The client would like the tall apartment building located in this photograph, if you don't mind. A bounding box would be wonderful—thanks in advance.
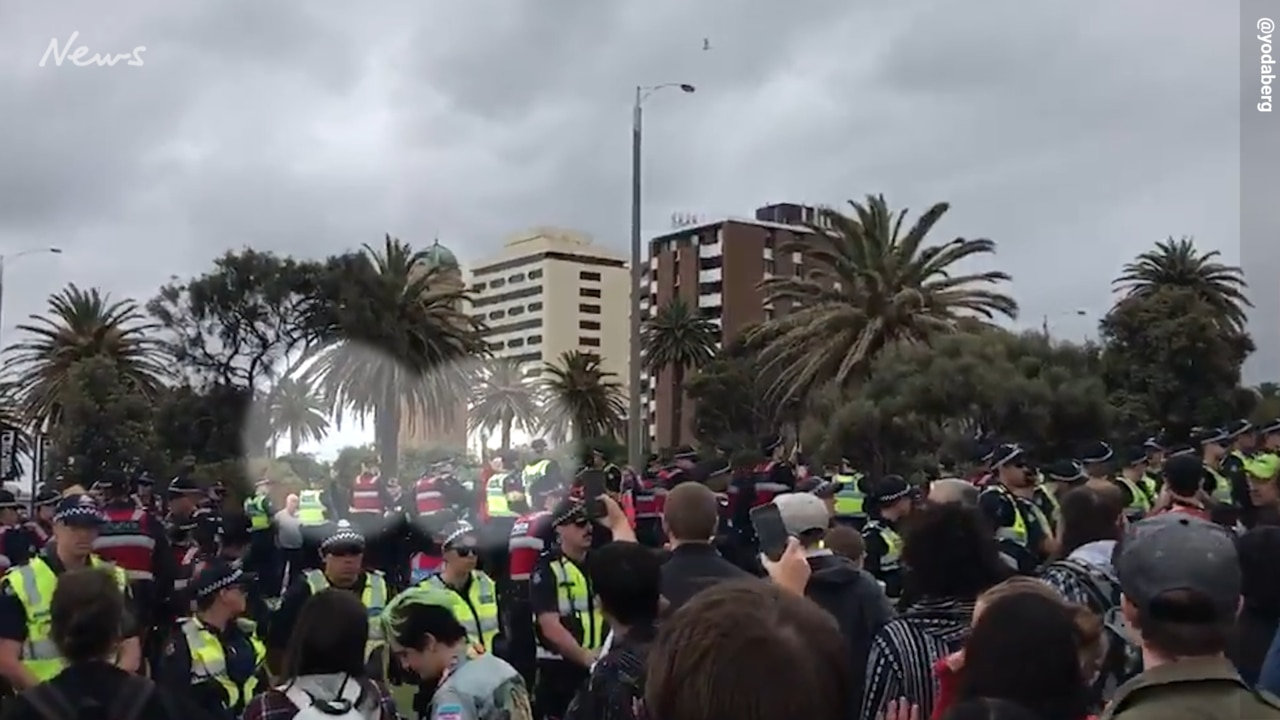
[467,227,630,398]
[642,203,830,447]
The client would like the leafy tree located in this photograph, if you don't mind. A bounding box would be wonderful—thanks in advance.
[332,444,379,487]
[148,250,325,388]
[266,376,329,455]
[468,358,542,450]
[47,357,160,489]
[274,452,330,486]
[400,444,472,479]
[748,195,1018,408]
[685,345,772,450]
[641,297,719,447]
[540,351,625,444]
[1101,286,1254,437]
[152,383,259,466]
[301,237,487,480]
[1113,236,1250,333]
[5,285,171,426]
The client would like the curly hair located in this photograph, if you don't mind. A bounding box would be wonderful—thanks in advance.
[901,502,1010,603]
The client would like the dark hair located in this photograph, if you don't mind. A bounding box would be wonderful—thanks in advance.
[663,483,720,541]
[823,526,865,562]
[1163,455,1204,497]
[1056,486,1124,559]
[1134,589,1235,656]
[941,698,1045,720]
[280,589,371,679]
[646,579,851,720]
[588,541,660,626]
[50,568,124,664]
[388,602,468,652]
[1238,527,1280,615]
[955,593,1094,720]
[901,502,1010,602]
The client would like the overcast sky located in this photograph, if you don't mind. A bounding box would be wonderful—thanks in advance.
[0,1,1257,458]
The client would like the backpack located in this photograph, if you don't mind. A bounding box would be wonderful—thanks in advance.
[23,674,155,720]
[282,676,371,720]
[1044,559,1142,701]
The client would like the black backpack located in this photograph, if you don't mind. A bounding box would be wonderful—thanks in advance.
[23,674,155,720]
[1044,559,1142,701]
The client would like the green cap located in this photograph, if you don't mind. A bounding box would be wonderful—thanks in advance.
[1246,453,1280,481]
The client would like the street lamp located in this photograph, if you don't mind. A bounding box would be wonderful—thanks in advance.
[630,82,695,471]
[1040,308,1088,339]
[0,247,63,345]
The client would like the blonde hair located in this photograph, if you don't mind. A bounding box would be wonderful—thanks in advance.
[977,576,1107,677]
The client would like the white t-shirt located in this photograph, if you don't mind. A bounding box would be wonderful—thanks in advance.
[275,510,304,549]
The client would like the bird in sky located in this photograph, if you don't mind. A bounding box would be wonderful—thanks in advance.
[703,37,711,51]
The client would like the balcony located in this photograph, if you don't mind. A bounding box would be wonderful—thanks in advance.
[763,247,774,261]
[698,292,722,308]
[698,267,722,283]
[703,240,722,257]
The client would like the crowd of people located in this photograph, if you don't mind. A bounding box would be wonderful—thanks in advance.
[1,420,1280,720]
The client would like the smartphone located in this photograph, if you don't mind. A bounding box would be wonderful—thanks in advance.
[750,503,791,562]
[579,469,607,520]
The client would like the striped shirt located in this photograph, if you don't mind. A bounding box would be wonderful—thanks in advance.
[861,597,975,720]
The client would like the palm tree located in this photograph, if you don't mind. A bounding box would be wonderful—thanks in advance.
[267,376,330,455]
[3,285,171,426]
[1113,236,1251,331]
[642,297,719,447]
[748,195,1018,407]
[540,351,625,444]
[302,236,487,480]
[469,358,542,450]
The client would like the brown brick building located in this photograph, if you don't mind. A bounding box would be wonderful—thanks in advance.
[641,203,833,448]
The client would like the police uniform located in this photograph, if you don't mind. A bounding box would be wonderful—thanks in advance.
[1195,426,1244,514]
[24,490,59,549]
[158,560,267,719]
[1036,460,1086,533]
[529,500,604,720]
[860,476,911,599]
[267,521,389,679]
[419,522,501,653]
[522,441,564,511]
[94,471,172,635]
[978,444,1050,574]
[1114,447,1156,522]
[830,460,867,530]
[0,490,38,574]
[0,495,134,688]
[242,478,279,599]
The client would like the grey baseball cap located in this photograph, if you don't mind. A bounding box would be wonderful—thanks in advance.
[1115,513,1240,622]
[774,493,829,535]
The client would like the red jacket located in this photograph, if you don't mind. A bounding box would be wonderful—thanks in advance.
[931,657,1098,720]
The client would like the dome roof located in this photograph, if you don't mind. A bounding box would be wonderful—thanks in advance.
[422,239,458,270]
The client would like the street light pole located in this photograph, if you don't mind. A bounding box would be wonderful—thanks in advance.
[628,83,694,473]
[0,247,62,347]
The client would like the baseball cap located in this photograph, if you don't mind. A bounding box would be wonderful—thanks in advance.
[1115,513,1240,623]
[774,493,829,535]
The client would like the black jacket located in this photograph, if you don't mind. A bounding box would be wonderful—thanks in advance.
[2,662,214,720]
[804,551,896,696]
[660,543,754,612]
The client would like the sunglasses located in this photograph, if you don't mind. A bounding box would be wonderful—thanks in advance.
[326,548,363,558]
[450,546,475,557]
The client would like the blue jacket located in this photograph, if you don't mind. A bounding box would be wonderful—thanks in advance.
[1258,626,1280,696]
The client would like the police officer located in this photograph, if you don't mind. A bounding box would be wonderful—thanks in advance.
[25,489,59,548]
[167,476,219,556]
[1037,460,1087,532]
[242,476,277,597]
[530,498,604,720]
[158,560,267,720]
[504,508,550,689]
[195,515,271,628]
[0,495,136,692]
[1116,446,1156,522]
[135,472,161,515]
[419,521,501,653]
[522,439,564,509]
[979,444,1052,574]
[830,457,867,530]
[1195,426,1248,521]
[0,490,37,574]
[267,520,389,679]
[861,476,913,600]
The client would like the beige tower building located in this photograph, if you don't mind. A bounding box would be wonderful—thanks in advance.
[398,240,469,452]
[466,228,630,391]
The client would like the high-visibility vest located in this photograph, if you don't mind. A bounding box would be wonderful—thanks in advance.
[297,491,328,526]
[832,474,864,518]
[1205,464,1234,505]
[534,557,605,659]
[172,543,202,595]
[180,616,265,712]
[1035,485,1061,530]
[982,485,1031,547]
[414,476,446,515]
[6,556,128,682]
[523,459,551,486]
[508,512,548,582]
[304,569,388,658]
[244,495,271,531]
[1116,475,1151,518]
[93,505,157,582]
[1247,452,1280,481]
[485,473,518,518]
[424,571,500,651]
[863,521,902,572]
[349,474,384,515]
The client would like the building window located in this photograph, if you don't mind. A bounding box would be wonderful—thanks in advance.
[528,301,543,312]
[579,287,601,299]
[698,281,722,295]
[508,305,525,317]
[580,336,601,347]
[508,272,525,283]
[579,303,601,315]
[698,255,721,270]
[764,308,775,321]
[764,232,776,250]
[527,334,543,345]
[528,269,543,280]
[794,264,802,277]
[471,282,487,292]
[489,340,505,350]
[764,259,776,275]
[579,270,601,282]
[488,310,505,320]
[490,277,506,289]
[579,320,601,330]
[508,337,524,348]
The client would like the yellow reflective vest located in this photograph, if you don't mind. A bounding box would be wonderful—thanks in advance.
[180,616,266,711]
[983,485,1037,547]
[485,473,519,518]
[304,569,389,658]
[5,555,129,681]
[297,490,328,526]
[243,495,271,531]
[1205,464,1234,505]
[832,474,865,518]
[534,557,605,659]
[424,571,501,651]
[1116,475,1151,517]
[523,459,551,486]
